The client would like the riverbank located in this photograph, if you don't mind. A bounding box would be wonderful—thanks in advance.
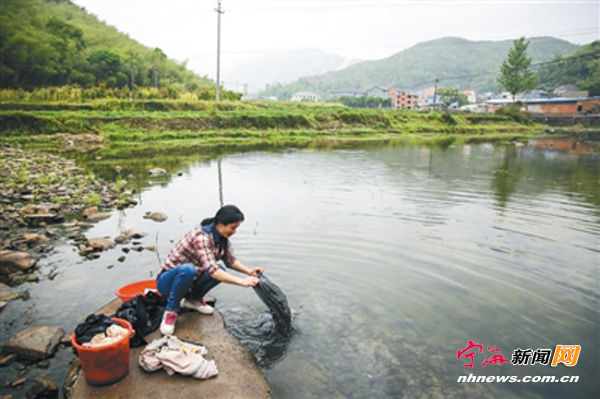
[0,100,545,147]
[0,146,138,287]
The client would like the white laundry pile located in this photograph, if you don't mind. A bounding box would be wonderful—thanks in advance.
[81,324,129,348]
[139,336,218,380]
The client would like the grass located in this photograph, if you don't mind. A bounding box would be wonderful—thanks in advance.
[0,100,547,150]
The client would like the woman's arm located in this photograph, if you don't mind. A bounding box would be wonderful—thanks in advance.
[229,260,264,276]
[212,268,259,287]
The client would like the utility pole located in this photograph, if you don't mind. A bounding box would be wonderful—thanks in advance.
[215,0,224,102]
[433,78,439,111]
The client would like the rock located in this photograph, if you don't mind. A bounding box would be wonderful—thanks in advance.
[145,245,156,251]
[4,326,64,360]
[23,234,48,243]
[44,227,56,237]
[86,238,114,251]
[0,291,21,301]
[26,379,58,399]
[124,229,147,239]
[11,378,27,387]
[0,301,8,311]
[85,212,110,222]
[23,214,65,226]
[143,211,168,222]
[20,204,60,217]
[0,251,37,275]
[114,235,130,244]
[81,207,98,217]
[131,245,144,252]
[149,168,167,177]
[0,354,17,367]
[36,360,51,369]
[117,256,126,262]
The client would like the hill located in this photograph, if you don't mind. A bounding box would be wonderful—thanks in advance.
[0,0,212,90]
[536,40,600,96]
[261,37,579,99]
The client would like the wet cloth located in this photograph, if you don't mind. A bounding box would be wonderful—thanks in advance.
[82,325,129,348]
[253,273,292,334]
[159,223,236,278]
[74,314,118,346]
[114,291,166,347]
[139,336,218,380]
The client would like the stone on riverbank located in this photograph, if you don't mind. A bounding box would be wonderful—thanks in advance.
[0,290,21,302]
[124,229,147,239]
[84,212,110,222]
[143,211,167,222]
[26,379,59,399]
[0,353,17,367]
[0,251,37,275]
[4,326,64,360]
[86,238,115,251]
[148,168,167,177]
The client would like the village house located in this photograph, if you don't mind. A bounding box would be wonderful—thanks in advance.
[485,97,600,115]
[390,88,418,109]
[463,88,477,104]
[366,85,390,99]
[553,85,589,98]
[330,89,366,98]
[291,91,319,102]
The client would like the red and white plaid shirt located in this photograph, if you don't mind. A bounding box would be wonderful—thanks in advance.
[160,228,236,277]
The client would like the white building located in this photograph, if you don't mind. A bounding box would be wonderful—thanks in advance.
[291,91,319,102]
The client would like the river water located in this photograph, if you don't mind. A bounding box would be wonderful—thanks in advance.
[1,138,598,398]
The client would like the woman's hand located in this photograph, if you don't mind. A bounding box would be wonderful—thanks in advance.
[241,276,260,287]
[248,267,264,276]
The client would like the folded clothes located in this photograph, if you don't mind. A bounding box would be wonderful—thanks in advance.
[81,324,129,348]
[139,335,218,380]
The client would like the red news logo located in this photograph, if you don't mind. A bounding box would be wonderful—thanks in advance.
[457,342,581,368]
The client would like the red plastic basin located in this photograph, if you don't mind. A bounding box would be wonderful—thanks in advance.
[115,279,157,303]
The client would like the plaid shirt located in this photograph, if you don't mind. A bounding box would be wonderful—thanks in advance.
[160,228,236,277]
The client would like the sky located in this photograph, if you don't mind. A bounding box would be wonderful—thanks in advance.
[72,0,599,92]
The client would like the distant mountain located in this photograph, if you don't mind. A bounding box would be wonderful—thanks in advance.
[224,49,361,94]
[260,37,579,99]
[0,0,212,90]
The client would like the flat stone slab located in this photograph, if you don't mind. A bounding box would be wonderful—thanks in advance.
[4,326,64,360]
[66,298,272,399]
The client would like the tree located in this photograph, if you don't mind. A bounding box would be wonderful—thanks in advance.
[497,37,537,100]
[436,87,469,108]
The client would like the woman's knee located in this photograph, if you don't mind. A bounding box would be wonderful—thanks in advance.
[177,264,196,280]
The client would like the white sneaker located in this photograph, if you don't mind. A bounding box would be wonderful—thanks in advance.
[160,311,177,335]
[181,298,215,315]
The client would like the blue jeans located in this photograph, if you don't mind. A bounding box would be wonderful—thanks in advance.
[156,264,223,312]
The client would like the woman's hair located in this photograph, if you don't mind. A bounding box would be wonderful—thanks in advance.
[201,205,245,227]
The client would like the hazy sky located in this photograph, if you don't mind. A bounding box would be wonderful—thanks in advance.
[72,0,598,90]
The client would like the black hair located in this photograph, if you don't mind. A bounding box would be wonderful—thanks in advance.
[201,204,245,227]
[201,205,244,264]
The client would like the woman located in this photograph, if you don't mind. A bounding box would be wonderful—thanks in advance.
[156,205,262,335]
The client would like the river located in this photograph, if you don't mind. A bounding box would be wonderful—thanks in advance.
[1,138,598,398]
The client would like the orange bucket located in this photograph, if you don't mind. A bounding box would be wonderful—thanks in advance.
[71,318,133,386]
[115,279,157,303]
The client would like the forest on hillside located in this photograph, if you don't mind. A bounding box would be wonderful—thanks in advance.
[536,41,600,96]
[0,0,213,91]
